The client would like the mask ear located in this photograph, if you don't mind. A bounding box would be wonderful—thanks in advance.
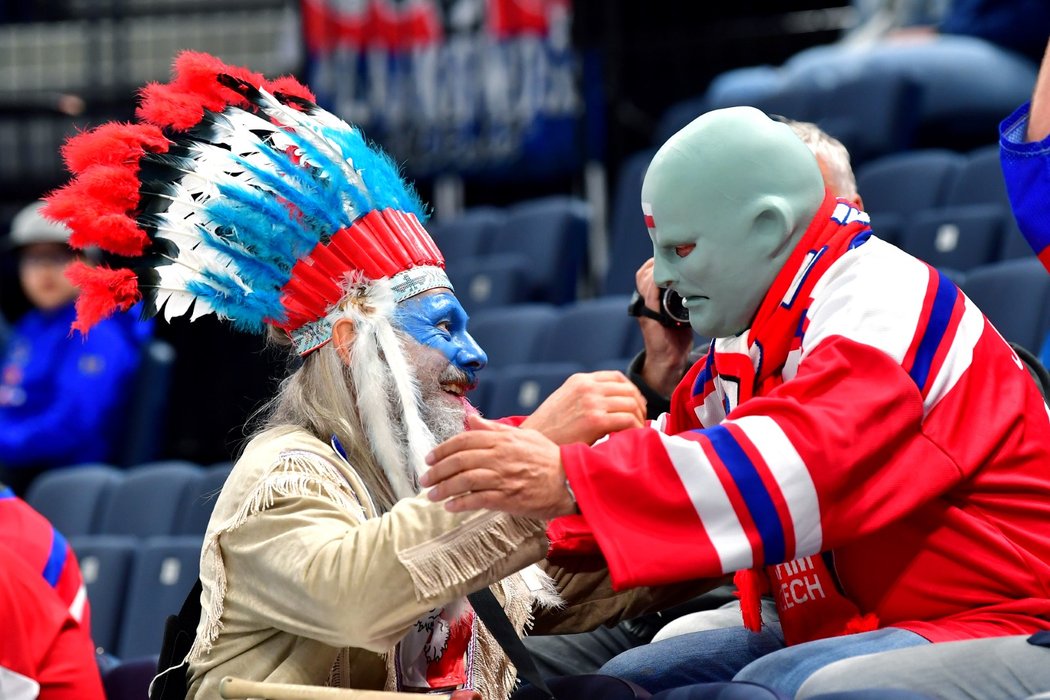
[331,316,357,365]
[748,197,795,261]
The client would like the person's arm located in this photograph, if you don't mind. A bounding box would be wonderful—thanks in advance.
[1028,37,1050,142]
[0,324,139,465]
[1000,38,1050,270]
[218,462,549,653]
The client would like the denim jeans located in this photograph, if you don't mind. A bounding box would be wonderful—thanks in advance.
[598,623,928,697]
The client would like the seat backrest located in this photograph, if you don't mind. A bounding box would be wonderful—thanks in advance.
[898,205,1006,272]
[101,656,160,700]
[116,338,176,468]
[24,464,123,537]
[811,71,921,166]
[538,296,639,366]
[445,253,533,313]
[493,197,590,305]
[856,150,965,222]
[427,206,506,260]
[485,362,585,419]
[116,535,202,659]
[963,258,1050,352]
[604,149,656,297]
[97,462,204,537]
[68,534,138,655]
[945,144,1008,208]
[176,463,234,536]
[468,304,560,369]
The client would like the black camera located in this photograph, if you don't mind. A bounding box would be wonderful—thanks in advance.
[628,287,690,328]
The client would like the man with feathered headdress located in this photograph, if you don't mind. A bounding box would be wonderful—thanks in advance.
[45,52,697,699]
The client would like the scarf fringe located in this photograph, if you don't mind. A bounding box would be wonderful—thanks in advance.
[397,512,544,602]
[190,450,365,660]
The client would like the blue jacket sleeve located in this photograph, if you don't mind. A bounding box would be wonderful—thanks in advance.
[0,323,141,466]
[1000,102,1050,270]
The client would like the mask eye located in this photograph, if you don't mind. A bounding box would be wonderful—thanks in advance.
[674,244,695,258]
[435,320,452,333]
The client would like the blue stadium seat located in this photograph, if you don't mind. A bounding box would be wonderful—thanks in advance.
[445,253,532,313]
[945,145,1009,208]
[468,304,560,369]
[604,149,656,296]
[999,216,1034,261]
[24,464,123,537]
[493,197,590,305]
[96,462,204,538]
[898,205,1006,272]
[856,150,965,223]
[811,72,921,166]
[68,534,137,655]
[117,535,202,660]
[485,362,584,419]
[538,296,640,367]
[653,96,710,146]
[176,463,234,536]
[426,206,505,260]
[102,655,160,700]
[963,258,1050,352]
[116,338,176,468]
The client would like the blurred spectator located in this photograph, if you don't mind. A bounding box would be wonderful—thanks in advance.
[0,541,104,700]
[705,0,1050,146]
[0,202,148,494]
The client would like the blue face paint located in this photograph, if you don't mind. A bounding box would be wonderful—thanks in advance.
[394,291,487,385]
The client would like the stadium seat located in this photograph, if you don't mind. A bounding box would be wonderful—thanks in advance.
[102,655,160,700]
[538,296,640,366]
[116,338,176,468]
[945,145,1009,209]
[999,216,1034,261]
[964,258,1050,352]
[811,72,921,166]
[24,464,123,537]
[426,206,505,260]
[604,149,656,296]
[96,462,204,538]
[468,304,560,369]
[176,463,234,536]
[116,535,202,659]
[856,150,965,223]
[897,205,1006,272]
[68,534,137,655]
[485,362,584,419]
[493,197,590,305]
[654,96,710,146]
[445,253,532,313]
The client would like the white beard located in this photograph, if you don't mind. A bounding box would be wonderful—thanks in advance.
[402,341,471,445]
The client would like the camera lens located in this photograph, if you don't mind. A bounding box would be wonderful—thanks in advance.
[661,288,690,324]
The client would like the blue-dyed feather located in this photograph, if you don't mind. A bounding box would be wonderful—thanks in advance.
[207,185,320,259]
[323,125,427,220]
[197,225,291,293]
[231,148,349,234]
[187,272,287,333]
[217,179,340,239]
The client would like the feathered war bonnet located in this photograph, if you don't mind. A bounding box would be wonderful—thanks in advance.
[43,50,450,357]
[45,52,452,499]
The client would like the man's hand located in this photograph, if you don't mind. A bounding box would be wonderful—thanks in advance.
[421,415,576,519]
[636,258,693,397]
[520,371,646,445]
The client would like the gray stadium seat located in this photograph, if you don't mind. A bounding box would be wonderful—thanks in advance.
[964,258,1050,352]
[538,296,641,367]
[96,462,203,538]
[68,534,137,656]
[485,362,584,419]
[176,463,234,536]
[467,304,560,369]
[116,535,202,659]
[898,205,1006,272]
[24,464,123,537]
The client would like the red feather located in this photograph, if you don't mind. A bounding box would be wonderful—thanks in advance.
[62,122,169,173]
[137,51,266,131]
[266,76,316,107]
[65,262,141,334]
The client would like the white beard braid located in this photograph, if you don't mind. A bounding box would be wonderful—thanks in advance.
[343,277,436,500]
